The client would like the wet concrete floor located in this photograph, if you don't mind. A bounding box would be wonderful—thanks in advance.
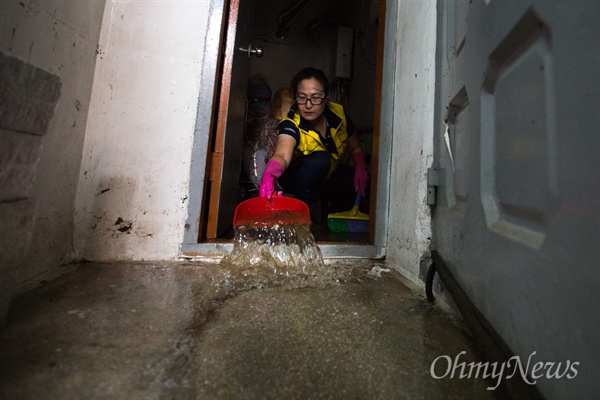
[0,261,505,399]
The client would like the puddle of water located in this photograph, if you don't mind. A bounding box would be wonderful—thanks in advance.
[215,223,362,293]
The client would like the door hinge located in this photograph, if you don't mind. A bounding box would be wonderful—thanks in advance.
[209,151,223,181]
[427,167,440,206]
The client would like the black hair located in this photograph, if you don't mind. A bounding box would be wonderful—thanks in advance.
[290,68,329,97]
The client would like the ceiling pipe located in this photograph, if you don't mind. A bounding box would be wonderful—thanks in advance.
[302,14,341,41]
[274,0,316,41]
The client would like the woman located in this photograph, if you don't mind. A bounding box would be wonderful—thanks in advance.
[258,68,369,223]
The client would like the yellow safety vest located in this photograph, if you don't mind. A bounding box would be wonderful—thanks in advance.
[278,102,352,175]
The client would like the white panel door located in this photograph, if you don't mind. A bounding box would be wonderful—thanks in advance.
[433,1,599,399]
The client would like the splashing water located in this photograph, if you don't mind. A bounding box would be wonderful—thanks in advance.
[214,223,360,293]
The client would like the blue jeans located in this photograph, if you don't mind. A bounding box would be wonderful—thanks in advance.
[278,152,356,222]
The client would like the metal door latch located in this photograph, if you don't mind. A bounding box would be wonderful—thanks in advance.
[427,167,440,205]
[238,44,263,58]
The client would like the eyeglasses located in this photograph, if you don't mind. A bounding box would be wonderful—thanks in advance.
[296,96,326,105]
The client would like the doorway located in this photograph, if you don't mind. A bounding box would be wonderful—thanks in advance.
[202,0,384,245]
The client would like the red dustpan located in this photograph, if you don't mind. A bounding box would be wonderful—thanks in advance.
[233,195,310,227]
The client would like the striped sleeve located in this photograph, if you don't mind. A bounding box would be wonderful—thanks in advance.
[277,120,300,143]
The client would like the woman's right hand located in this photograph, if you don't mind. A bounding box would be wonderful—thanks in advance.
[259,159,284,200]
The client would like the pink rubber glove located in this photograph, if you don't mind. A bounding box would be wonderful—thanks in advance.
[352,151,370,196]
[259,159,285,200]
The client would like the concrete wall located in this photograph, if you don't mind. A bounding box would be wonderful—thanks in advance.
[0,0,106,312]
[384,1,436,283]
[74,1,212,261]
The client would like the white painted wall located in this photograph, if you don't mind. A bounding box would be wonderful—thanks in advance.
[74,1,211,261]
[0,0,106,285]
[384,1,436,283]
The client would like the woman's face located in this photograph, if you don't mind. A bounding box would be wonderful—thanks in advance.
[295,78,327,124]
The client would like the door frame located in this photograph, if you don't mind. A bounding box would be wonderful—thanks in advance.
[204,0,250,240]
[181,0,395,259]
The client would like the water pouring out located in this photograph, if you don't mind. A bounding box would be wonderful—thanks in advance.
[216,195,338,292]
